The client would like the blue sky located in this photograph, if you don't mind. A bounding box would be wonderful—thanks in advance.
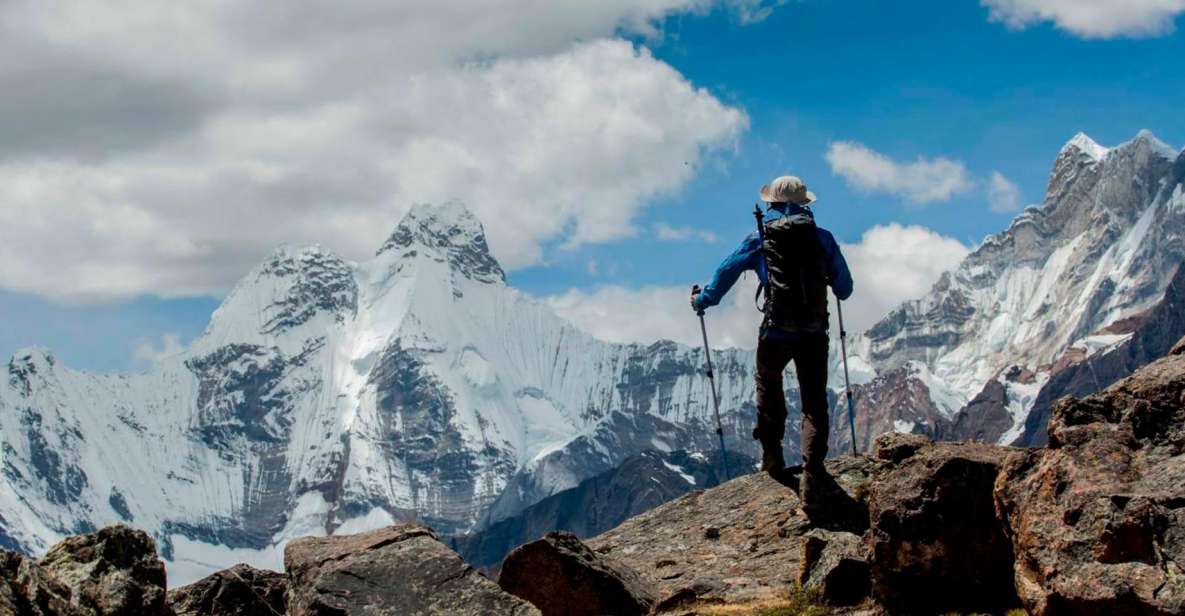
[2,0,1184,371]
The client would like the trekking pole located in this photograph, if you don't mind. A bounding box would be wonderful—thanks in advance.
[834,293,859,454]
[692,285,730,481]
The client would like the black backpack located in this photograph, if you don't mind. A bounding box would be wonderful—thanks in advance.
[760,216,830,332]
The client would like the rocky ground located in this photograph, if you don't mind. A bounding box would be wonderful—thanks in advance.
[3,337,1183,615]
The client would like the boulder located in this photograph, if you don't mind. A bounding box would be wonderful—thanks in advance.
[168,564,285,616]
[0,550,84,616]
[995,351,1185,615]
[497,531,656,616]
[37,525,170,616]
[797,529,869,606]
[867,434,1020,615]
[284,523,538,616]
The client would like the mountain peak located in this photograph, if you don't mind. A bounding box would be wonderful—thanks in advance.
[377,201,505,284]
[1120,129,1178,160]
[1061,132,1109,161]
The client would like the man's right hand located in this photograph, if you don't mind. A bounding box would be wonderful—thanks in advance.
[690,285,702,313]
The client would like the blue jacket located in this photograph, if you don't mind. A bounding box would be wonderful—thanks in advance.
[695,204,853,319]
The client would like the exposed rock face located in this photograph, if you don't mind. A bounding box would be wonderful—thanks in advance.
[587,456,879,607]
[867,434,1020,615]
[284,523,538,616]
[168,564,285,616]
[797,529,870,607]
[36,525,169,616]
[847,132,1185,449]
[0,550,80,616]
[995,345,1185,615]
[0,525,169,616]
[1017,261,1185,446]
[498,531,656,616]
[451,449,747,573]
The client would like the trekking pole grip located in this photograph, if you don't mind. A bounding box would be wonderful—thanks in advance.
[691,284,705,316]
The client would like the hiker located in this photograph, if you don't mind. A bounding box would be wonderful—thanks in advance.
[691,175,853,516]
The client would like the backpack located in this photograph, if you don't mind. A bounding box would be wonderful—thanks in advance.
[760,216,830,332]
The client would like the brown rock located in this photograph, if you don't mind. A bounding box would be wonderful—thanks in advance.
[0,550,85,616]
[867,435,1020,615]
[870,432,929,465]
[37,525,170,616]
[995,352,1185,615]
[797,529,870,606]
[284,523,537,616]
[168,564,285,616]
[587,455,880,606]
[498,531,656,616]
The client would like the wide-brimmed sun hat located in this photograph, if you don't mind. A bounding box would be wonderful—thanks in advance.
[759,175,816,206]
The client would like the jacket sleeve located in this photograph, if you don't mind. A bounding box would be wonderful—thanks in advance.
[819,229,853,301]
[696,233,761,310]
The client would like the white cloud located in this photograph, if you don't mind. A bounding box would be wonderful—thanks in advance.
[987,171,1023,213]
[982,0,1185,39]
[132,333,185,367]
[547,276,763,350]
[655,223,720,243]
[547,223,970,348]
[838,224,972,333]
[825,141,974,206]
[0,2,756,302]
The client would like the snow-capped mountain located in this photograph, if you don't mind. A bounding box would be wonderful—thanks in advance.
[0,202,776,584]
[840,130,1185,450]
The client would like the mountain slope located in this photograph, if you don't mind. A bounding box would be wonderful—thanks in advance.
[842,130,1185,450]
[0,202,769,584]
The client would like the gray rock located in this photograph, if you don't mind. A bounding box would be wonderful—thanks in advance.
[284,524,537,616]
[498,531,656,616]
[168,563,285,616]
[797,529,870,607]
[37,525,169,616]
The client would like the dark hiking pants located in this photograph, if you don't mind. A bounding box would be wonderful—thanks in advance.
[754,331,829,471]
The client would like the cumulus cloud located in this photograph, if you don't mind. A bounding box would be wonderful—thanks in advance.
[837,225,971,333]
[548,223,970,348]
[987,171,1023,213]
[982,0,1185,39]
[0,1,758,302]
[825,142,974,205]
[547,276,763,350]
[132,333,185,367]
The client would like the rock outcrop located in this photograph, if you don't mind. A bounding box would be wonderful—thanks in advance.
[867,433,1020,614]
[996,342,1185,615]
[0,525,169,616]
[498,531,656,616]
[797,529,870,607]
[284,523,538,616]
[168,563,286,616]
[0,550,80,616]
[37,526,169,616]
[587,455,879,608]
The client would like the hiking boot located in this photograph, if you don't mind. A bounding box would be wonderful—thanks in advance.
[760,443,785,473]
[799,466,829,520]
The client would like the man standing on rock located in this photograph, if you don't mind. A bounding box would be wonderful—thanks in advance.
[691,175,853,518]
